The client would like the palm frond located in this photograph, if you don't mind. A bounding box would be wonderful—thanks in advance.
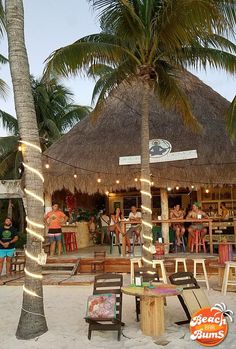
[59,105,91,132]
[0,79,9,99]
[0,136,18,157]
[0,110,18,134]
[44,33,139,79]
[0,53,8,64]
[155,63,202,132]
[226,95,236,141]
[0,150,18,179]
[0,0,6,38]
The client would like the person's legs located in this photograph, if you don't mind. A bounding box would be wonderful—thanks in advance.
[6,256,12,275]
[200,227,207,238]
[0,257,4,276]
[188,226,195,238]
[175,227,181,245]
[55,234,62,256]
[49,238,56,256]
[126,235,131,253]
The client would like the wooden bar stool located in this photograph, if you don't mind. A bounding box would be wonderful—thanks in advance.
[175,258,187,273]
[64,232,78,252]
[90,251,106,273]
[152,260,168,284]
[221,261,236,295]
[130,257,142,283]
[193,258,209,290]
[191,230,206,253]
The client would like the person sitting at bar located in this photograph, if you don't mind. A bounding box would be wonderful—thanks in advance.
[127,205,142,243]
[170,204,185,246]
[220,202,229,220]
[187,202,208,239]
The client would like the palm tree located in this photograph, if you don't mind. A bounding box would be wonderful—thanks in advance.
[0,77,90,179]
[5,0,47,339]
[45,0,236,264]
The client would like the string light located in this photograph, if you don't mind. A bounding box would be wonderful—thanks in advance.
[18,145,22,152]
[191,185,195,189]
[141,205,152,214]
[73,174,77,179]
[19,140,42,153]
[116,180,120,184]
[21,141,46,300]
[151,181,154,186]
[167,187,171,191]
[23,285,42,298]
[140,177,154,266]
[105,191,109,196]
[134,178,138,182]
[140,190,152,198]
[23,162,44,183]
[205,188,210,193]
[97,178,101,183]
[24,268,43,279]
[176,186,179,190]
[24,189,44,206]
[45,163,50,169]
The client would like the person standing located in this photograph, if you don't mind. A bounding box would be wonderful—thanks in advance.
[45,203,67,257]
[220,202,229,220]
[0,217,18,276]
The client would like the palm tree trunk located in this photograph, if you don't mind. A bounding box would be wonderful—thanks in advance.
[17,198,25,234]
[140,80,153,266]
[5,0,48,339]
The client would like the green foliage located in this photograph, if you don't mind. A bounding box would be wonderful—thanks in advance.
[226,95,236,141]
[15,231,26,249]
[0,77,91,178]
[45,0,236,133]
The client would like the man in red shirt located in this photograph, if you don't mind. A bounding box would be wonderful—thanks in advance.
[45,203,67,256]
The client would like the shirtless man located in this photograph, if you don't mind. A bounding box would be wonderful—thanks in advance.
[187,202,208,239]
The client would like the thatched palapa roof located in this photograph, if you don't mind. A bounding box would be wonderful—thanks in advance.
[44,72,236,195]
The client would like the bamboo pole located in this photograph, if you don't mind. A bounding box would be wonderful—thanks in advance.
[160,188,169,253]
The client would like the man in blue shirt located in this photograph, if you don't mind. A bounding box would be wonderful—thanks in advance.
[0,217,18,276]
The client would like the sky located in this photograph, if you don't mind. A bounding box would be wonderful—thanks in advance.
[0,0,235,135]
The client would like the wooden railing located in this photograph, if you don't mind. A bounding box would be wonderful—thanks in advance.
[122,219,236,254]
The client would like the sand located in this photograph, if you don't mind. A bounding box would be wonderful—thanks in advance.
[0,280,236,349]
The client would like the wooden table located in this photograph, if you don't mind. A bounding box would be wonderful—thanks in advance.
[122,284,182,337]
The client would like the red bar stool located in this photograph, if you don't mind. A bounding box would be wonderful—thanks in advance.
[190,229,206,253]
[64,232,78,252]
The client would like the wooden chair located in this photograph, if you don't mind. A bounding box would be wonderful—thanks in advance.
[86,273,124,340]
[169,271,201,325]
[135,267,160,322]
[90,251,106,273]
[11,251,26,273]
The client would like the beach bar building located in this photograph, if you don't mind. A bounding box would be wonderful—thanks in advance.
[43,72,236,255]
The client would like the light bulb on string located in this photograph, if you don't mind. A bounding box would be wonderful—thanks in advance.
[176,186,179,190]
[73,174,77,179]
[105,191,109,196]
[116,180,120,184]
[167,187,171,192]
[45,163,50,169]
[18,145,22,152]
[134,178,138,182]
[151,182,154,186]
[205,188,210,194]
[191,185,195,189]
[97,178,101,183]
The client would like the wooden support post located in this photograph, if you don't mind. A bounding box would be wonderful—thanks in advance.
[209,220,213,254]
[140,296,165,337]
[160,188,169,253]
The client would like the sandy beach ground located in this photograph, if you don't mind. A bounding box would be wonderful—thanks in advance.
[0,280,236,349]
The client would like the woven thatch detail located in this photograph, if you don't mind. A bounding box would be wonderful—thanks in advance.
[44,72,236,194]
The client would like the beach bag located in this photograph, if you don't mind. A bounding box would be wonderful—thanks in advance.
[86,293,116,319]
